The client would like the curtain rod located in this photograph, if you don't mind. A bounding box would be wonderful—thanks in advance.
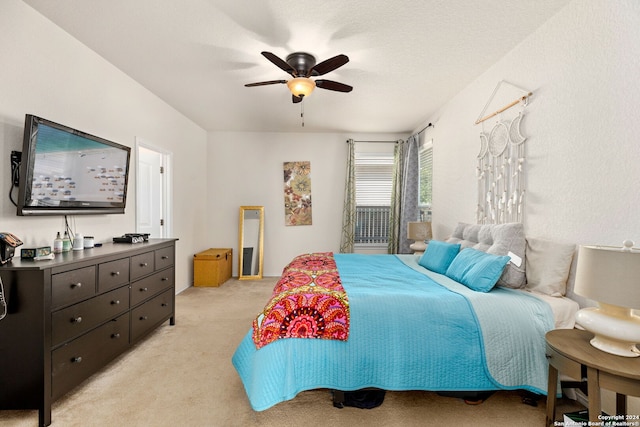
[348,139,399,143]
[347,122,433,144]
[416,122,433,135]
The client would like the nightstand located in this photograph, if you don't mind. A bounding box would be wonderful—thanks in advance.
[545,328,640,426]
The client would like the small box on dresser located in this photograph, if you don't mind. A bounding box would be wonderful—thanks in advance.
[193,248,232,287]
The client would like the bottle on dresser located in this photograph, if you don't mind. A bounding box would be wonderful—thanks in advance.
[53,232,63,254]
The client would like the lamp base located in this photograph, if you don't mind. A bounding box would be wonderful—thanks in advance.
[589,335,639,358]
[575,304,640,357]
[409,241,427,254]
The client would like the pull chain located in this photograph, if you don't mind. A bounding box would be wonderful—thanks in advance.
[300,100,305,127]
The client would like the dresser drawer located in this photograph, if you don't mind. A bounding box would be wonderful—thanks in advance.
[52,266,96,309]
[546,344,582,380]
[155,246,174,270]
[130,267,174,306]
[98,258,130,292]
[130,251,155,281]
[52,312,130,400]
[52,286,130,347]
[131,288,173,342]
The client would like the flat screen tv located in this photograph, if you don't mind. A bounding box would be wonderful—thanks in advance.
[17,114,131,216]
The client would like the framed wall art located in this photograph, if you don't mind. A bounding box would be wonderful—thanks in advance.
[283,161,312,226]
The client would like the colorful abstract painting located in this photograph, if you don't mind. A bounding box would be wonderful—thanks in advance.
[283,161,312,226]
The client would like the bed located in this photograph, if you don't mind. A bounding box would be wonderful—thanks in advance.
[232,222,579,411]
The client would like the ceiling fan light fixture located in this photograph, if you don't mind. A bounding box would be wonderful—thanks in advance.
[287,77,316,98]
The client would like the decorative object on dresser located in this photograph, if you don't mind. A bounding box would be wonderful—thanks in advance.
[573,240,640,357]
[193,248,232,287]
[407,221,432,254]
[0,238,177,427]
[113,233,150,244]
[20,246,52,260]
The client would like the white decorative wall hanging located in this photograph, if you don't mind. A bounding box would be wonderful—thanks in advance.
[475,81,532,224]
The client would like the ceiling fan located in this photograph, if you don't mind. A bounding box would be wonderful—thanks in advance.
[245,51,353,103]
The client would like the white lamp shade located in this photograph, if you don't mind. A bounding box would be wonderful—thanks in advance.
[407,222,432,241]
[574,244,640,309]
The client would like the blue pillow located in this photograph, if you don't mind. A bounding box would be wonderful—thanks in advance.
[445,248,510,292]
[418,240,461,274]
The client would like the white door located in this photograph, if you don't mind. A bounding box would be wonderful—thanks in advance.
[136,142,170,238]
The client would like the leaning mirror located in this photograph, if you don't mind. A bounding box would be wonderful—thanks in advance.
[238,206,264,280]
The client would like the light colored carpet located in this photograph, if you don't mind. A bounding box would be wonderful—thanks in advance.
[0,278,582,427]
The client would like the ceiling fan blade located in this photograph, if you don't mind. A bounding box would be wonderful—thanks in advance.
[307,54,349,76]
[261,51,296,76]
[292,95,303,103]
[315,79,353,93]
[245,80,287,87]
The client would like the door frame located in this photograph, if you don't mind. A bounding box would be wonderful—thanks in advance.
[135,137,173,238]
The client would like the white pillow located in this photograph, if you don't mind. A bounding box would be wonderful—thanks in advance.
[525,237,575,296]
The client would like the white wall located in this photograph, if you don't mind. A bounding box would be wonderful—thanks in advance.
[0,0,209,292]
[422,0,640,275]
[207,131,407,276]
[418,0,640,414]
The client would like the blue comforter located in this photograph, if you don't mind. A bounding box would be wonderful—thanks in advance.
[232,253,554,411]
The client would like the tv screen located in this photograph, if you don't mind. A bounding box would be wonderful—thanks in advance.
[17,114,131,216]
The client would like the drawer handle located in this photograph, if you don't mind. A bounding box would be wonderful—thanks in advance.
[161,255,169,260]
[140,287,148,292]
[140,316,148,321]
[111,271,120,276]
[161,303,168,307]
[72,356,82,363]
[71,316,83,323]
[161,277,169,281]
[111,333,121,339]
[70,282,82,289]
[545,354,552,359]
[140,262,148,267]
[111,300,120,305]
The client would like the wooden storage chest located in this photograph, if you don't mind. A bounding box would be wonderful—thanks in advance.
[194,248,232,287]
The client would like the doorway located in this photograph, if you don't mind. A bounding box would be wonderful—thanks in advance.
[135,138,172,238]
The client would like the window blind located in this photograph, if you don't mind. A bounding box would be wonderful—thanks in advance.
[355,153,394,206]
[419,142,433,207]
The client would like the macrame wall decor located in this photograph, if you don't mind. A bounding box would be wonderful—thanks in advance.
[475,81,532,224]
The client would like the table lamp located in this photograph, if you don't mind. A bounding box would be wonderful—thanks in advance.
[407,222,432,254]
[573,240,640,357]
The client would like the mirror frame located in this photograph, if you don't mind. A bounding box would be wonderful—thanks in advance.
[238,206,264,280]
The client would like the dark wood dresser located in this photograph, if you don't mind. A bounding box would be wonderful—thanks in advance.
[0,238,177,426]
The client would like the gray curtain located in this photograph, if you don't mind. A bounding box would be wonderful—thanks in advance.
[339,139,356,253]
[388,135,420,254]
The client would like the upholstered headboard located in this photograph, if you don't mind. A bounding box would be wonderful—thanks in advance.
[446,222,526,289]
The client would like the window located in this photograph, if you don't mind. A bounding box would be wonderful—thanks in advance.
[354,147,394,246]
[418,139,433,221]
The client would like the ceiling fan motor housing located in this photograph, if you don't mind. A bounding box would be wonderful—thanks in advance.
[286,52,317,76]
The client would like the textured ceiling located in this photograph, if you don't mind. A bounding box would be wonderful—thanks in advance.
[23,0,570,133]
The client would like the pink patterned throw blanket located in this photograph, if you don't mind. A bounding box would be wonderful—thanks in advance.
[252,252,350,349]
